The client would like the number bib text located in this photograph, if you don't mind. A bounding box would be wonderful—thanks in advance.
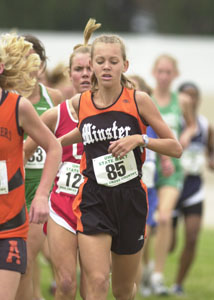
[181,147,205,175]
[25,146,46,169]
[0,160,8,194]
[142,161,156,188]
[92,151,138,187]
[56,162,84,195]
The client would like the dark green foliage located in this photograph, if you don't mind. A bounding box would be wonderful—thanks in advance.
[1,1,214,34]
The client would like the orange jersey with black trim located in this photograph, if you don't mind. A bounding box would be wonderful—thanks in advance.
[78,87,147,182]
[0,90,28,239]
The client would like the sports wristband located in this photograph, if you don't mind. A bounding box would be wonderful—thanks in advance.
[142,134,149,147]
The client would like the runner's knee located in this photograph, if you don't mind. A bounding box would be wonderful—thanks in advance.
[56,271,77,296]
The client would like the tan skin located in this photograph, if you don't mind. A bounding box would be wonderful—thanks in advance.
[60,42,182,300]
[0,86,61,300]
[18,97,62,223]
[0,89,61,222]
[24,102,81,300]
[170,88,214,288]
[15,59,63,300]
[28,74,63,106]
[24,100,77,160]
[28,50,63,106]
[179,91,214,168]
[159,92,196,177]
[128,76,156,290]
[149,57,197,284]
[63,90,182,158]
[152,59,195,176]
[24,51,92,300]
[24,52,92,157]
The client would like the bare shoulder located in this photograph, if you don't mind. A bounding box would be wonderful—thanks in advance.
[135,90,155,112]
[18,96,39,128]
[135,90,153,104]
[69,93,81,113]
[134,90,164,127]
[19,97,58,132]
[46,86,64,105]
[40,106,58,131]
[19,96,34,115]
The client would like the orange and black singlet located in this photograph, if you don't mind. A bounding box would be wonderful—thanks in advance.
[78,87,147,186]
[0,90,28,240]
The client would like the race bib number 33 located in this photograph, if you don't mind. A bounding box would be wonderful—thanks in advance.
[25,146,46,169]
[92,151,138,187]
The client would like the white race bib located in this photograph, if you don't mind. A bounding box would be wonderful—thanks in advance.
[92,151,138,187]
[142,161,156,188]
[25,146,46,169]
[56,162,84,195]
[0,160,9,194]
[181,148,205,175]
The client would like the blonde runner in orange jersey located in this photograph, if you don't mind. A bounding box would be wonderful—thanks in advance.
[0,32,61,300]
[0,91,28,240]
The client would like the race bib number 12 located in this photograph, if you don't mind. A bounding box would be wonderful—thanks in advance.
[56,162,84,195]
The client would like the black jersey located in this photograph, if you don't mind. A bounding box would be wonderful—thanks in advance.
[78,87,147,184]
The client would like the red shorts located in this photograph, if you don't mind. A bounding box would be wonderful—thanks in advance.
[49,189,77,234]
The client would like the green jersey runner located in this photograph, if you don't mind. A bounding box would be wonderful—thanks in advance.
[25,83,54,210]
[152,92,184,190]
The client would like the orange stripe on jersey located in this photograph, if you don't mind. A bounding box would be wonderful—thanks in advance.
[0,91,28,239]
[78,88,146,130]
[73,177,89,232]
[79,152,86,175]
[140,179,149,238]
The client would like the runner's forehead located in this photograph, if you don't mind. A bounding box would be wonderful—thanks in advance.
[93,43,123,58]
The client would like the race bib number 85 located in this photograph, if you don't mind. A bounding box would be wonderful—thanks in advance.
[92,151,138,187]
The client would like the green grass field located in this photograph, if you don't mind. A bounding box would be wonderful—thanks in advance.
[40,226,214,300]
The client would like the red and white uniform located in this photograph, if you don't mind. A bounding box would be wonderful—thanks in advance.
[49,100,84,233]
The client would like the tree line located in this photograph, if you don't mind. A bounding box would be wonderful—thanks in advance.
[1,0,214,34]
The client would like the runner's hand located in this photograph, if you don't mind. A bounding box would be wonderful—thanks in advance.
[108,135,141,158]
[29,195,49,224]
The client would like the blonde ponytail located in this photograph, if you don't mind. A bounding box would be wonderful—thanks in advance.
[69,18,101,70]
